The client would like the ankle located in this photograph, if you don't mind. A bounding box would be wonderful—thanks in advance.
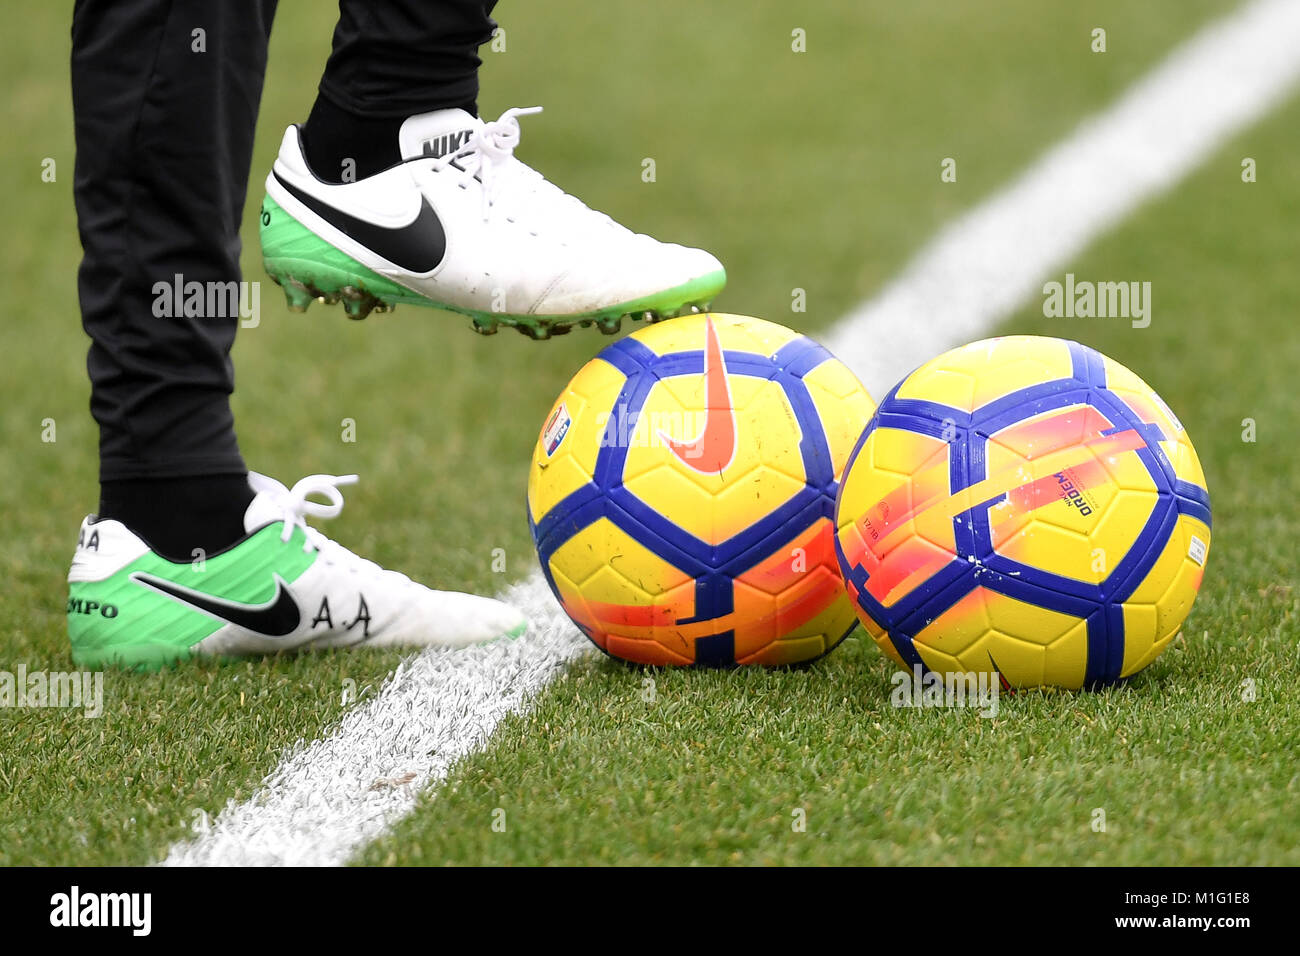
[301,97,479,183]
[99,474,254,562]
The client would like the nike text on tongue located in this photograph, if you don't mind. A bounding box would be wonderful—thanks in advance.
[397,107,482,162]
[420,128,476,160]
[398,106,544,165]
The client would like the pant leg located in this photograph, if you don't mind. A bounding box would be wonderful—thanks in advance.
[318,0,498,118]
[73,0,277,482]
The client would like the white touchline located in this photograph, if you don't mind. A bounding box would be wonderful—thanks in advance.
[825,0,1300,385]
[161,0,1300,866]
[162,575,584,867]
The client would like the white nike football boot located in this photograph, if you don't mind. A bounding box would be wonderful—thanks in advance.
[67,472,526,670]
[260,106,725,338]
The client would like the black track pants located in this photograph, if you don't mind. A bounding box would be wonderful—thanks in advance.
[72,0,498,481]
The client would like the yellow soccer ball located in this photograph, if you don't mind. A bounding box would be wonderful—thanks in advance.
[833,336,1211,689]
[528,313,876,666]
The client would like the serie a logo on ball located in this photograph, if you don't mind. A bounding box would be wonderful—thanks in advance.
[528,313,876,666]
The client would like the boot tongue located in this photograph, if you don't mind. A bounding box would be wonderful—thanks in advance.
[242,472,290,533]
[243,490,288,534]
[398,108,481,161]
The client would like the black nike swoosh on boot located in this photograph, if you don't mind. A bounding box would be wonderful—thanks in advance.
[273,171,446,274]
[131,572,302,637]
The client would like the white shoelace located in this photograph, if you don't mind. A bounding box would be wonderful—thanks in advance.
[430,105,613,228]
[246,472,411,584]
[440,105,539,220]
[268,473,357,549]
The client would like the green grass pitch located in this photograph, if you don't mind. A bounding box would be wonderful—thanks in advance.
[2,0,1296,866]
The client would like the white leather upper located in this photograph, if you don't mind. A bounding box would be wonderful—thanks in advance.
[266,109,723,316]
